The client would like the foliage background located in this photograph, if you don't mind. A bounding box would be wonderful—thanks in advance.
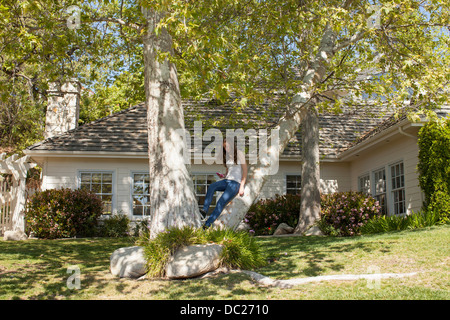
[417,117,450,220]
[1,0,449,154]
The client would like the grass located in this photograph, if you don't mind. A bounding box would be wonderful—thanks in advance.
[0,224,449,300]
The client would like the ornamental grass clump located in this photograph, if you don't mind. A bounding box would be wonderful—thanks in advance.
[319,191,381,236]
[137,226,266,278]
[361,209,445,234]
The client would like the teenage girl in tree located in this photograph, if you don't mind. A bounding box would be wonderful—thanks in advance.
[200,139,247,229]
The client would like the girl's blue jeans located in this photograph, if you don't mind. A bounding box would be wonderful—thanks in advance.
[203,179,240,227]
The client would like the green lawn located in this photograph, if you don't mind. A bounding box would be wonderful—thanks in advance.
[0,224,449,300]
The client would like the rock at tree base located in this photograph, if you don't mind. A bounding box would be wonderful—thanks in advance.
[110,246,147,278]
[165,244,223,279]
[3,230,28,241]
[273,223,294,235]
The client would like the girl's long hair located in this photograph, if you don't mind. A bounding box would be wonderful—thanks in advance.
[223,139,238,167]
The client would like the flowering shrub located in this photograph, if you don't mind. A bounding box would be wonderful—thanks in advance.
[246,191,381,237]
[25,188,103,239]
[245,194,300,235]
[319,191,381,236]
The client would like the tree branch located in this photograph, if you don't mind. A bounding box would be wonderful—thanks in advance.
[333,31,366,52]
[88,17,142,31]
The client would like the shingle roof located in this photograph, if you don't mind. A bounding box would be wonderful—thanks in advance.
[344,105,450,152]
[26,101,391,159]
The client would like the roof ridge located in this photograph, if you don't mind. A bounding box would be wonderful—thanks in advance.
[80,102,145,128]
[27,103,145,150]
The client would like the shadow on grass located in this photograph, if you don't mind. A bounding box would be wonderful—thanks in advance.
[0,237,135,299]
[145,272,269,300]
[254,234,391,279]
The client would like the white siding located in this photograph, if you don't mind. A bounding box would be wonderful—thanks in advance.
[40,137,422,219]
[320,162,351,194]
[40,157,351,218]
[349,135,423,215]
[42,157,149,218]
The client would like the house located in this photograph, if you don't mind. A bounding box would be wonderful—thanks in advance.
[24,82,450,224]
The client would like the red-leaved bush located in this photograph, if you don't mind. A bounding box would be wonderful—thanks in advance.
[245,191,381,236]
[25,188,103,239]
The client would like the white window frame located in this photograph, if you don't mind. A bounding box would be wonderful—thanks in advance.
[131,172,151,217]
[192,172,220,213]
[358,173,371,195]
[372,167,387,215]
[285,174,302,195]
[389,161,406,216]
[78,170,115,215]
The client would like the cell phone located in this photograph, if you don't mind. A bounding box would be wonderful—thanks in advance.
[216,172,225,178]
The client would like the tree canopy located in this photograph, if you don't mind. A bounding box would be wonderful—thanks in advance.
[1,0,449,149]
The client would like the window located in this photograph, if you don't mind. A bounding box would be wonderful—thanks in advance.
[192,174,218,213]
[132,173,150,217]
[80,172,113,214]
[358,174,370,195]
[373,168,387,214]
[286,175,302,195]
[390,162,405,215]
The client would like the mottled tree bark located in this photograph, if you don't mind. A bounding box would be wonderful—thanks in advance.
[295,105,321,234]
[142,8,201,238]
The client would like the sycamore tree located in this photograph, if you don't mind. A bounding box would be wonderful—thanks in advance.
[2,0,449,237]
[153,0,449,233]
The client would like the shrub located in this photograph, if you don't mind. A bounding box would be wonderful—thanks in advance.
[319,191,381,236]
[137,226,266,278]
[245,191,382,236]
[99,213,130,237]
[418,118,450,220]
[26,188,103,239]
[245,194,300,235]
[132,218,150,237]
[361,210,446,234]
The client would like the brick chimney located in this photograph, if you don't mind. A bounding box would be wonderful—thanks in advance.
[44,80,81,139]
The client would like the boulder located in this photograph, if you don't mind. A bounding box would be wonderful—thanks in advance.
[235,221,250,232]
[273,223,294,235]
[165,244,223,279]
[3,230,28,241]
[110,246,147,278]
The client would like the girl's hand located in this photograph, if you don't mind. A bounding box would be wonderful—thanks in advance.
[216,172,225,179]
[239,186,245,196]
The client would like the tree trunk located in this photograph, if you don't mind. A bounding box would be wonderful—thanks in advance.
[215,24,337,230]
[214,100,310,229]
[142,8,201,238]
[295,105,321,234]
